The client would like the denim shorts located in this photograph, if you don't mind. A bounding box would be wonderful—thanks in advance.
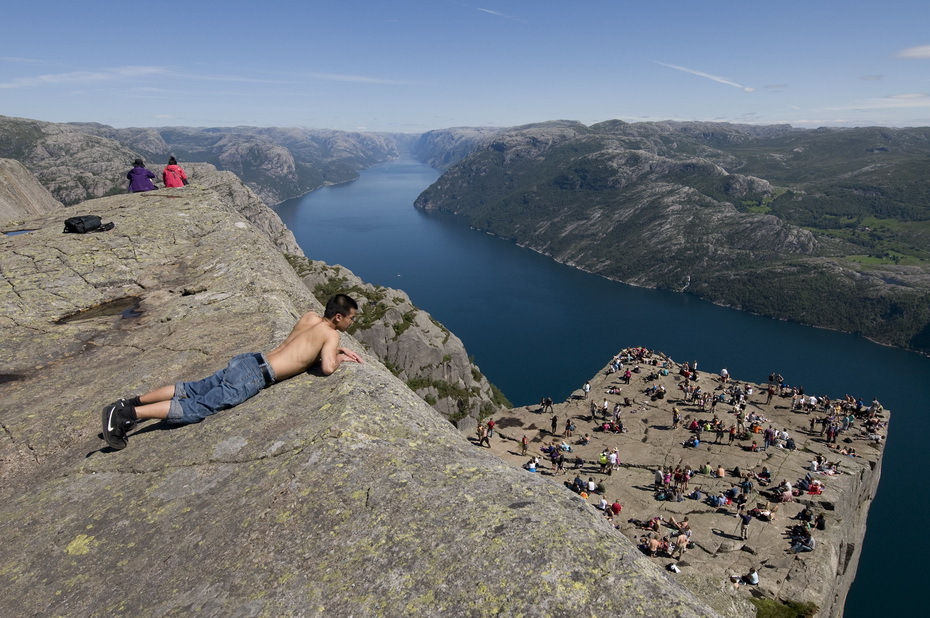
[167,353,273,425]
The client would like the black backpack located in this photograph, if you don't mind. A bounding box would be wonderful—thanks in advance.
[63,215,114,234]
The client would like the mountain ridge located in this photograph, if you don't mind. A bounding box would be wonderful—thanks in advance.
[414,120,930,352]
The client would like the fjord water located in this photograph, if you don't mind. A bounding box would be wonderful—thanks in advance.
[275,158,929,615]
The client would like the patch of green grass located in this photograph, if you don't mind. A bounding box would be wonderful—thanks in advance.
[392,310,417,339]
[750,598,818,618]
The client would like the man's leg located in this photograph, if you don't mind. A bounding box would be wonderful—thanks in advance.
[139,384,177,405]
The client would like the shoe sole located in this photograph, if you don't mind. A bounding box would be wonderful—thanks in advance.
[101,402,128,450]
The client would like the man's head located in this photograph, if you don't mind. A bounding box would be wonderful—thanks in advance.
[324,294,359,330]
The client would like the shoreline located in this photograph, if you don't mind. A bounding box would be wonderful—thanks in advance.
[480,348,887,617]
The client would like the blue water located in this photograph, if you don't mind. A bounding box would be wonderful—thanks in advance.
[275,158,930,615]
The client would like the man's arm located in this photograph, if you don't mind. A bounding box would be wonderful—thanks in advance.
[319,335,364,375]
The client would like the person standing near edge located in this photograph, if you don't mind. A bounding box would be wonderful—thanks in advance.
[101,294,364,450]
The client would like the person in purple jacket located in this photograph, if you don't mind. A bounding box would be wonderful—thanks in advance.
[127,158,157,192]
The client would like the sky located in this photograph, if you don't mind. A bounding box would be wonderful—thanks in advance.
[2,1,930,133]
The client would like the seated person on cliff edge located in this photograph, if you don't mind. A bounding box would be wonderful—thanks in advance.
[101,294,364,451]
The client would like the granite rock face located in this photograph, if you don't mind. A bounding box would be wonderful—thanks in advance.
[0,158,63,224]
[295,260,507,423]
[0,186,720,617]
[183,162,304,256]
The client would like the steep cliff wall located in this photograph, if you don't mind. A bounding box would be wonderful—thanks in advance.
[0,188,720,616]
[0,158,63,224]
[295,260,509,423]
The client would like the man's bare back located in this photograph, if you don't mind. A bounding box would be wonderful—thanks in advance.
[265,310,363,380]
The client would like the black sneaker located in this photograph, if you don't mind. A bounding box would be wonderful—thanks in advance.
[101,400,135,450]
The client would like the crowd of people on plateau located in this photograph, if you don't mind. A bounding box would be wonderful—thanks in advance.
[468,348,886,587]
[126,156,188,193]
[470,345,889,598]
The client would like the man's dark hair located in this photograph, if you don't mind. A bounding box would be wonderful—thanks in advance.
[168,156,178,165]
[324,294,358,319]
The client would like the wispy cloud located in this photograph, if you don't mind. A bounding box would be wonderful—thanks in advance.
[653,60,754,92]
[475,7,524,22]
[300,71,414,85]
[0,64,414,91]
[0,66,167,89]
[896,45,930,59]
[0,56,57,65]
[826,93,930,111]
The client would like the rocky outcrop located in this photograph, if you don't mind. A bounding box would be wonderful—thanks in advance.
[487,352,887,617]
[183,162,304,256]
[0,158,62,224]
[294,260,508,423]
[0,188,719,616]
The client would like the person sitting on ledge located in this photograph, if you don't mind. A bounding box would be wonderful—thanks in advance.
[790,531,816,553]
[101,294,363,451]
[730,566,760,587]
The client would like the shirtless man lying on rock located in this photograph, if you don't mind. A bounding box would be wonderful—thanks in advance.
[101,294,364,450]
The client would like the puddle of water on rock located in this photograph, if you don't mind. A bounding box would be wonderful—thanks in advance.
[55,297,143,324]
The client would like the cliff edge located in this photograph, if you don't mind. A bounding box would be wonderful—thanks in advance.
[0,187,719,616]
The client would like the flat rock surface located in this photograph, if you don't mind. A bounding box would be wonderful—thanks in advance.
[485,352,887,617]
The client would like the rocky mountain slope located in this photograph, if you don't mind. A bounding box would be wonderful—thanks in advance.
[415,121,930,352]
[411,126,503,170]
[295,259,509,423]
[68,123,403,205]
[0,182,719,616]
[0,115,403,207]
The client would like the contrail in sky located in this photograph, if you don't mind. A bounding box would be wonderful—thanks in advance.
[653,60,755,92]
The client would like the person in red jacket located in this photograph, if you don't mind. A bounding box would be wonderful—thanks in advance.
[162,156,188,188]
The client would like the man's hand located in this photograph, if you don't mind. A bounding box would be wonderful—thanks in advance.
[337,348,364,364]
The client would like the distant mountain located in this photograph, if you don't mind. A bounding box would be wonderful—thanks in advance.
[415,120,930,352]
[411,126,504,170]
[0,115,405,206]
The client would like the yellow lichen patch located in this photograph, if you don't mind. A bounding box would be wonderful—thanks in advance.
[65,534,99,556]
[275,510,292,524]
